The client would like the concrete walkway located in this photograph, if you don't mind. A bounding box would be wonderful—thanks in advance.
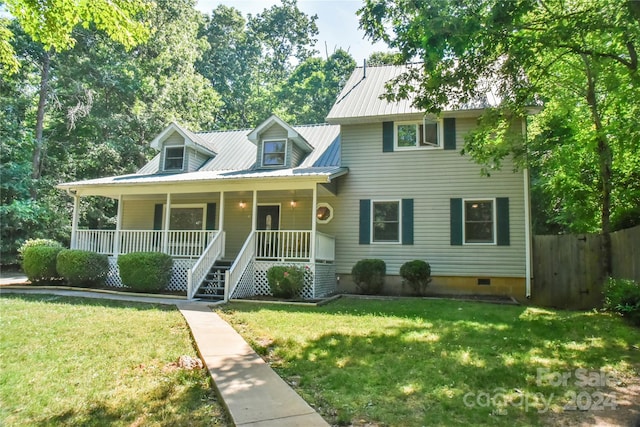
[1,283,328,427]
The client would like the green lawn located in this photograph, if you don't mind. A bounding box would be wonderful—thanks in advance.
[0,294,228,427]
[218,297,640,426]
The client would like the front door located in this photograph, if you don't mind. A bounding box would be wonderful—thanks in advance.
[257,205,280,258]
[257,205,280,231]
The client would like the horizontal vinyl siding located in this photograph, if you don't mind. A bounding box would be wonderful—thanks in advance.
[291,144,306,167]
[122,200,157,230]
[333,119,526,277]
[187,149,209,172]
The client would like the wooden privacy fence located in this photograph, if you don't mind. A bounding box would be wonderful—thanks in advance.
[532,225,640,310]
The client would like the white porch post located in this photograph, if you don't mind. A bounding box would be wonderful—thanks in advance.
[70,194,80,249]
[113,194,123,256]
[310,186,317,261]
[163,193,171,253]
[219,191,225,257]
[251,189,257,231]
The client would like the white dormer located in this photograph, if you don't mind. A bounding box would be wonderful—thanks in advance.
[150,122,217,173]
[247,115,313,169]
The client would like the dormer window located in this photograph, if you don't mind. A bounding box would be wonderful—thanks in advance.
[164,146,185,171]
[262,140,286,167]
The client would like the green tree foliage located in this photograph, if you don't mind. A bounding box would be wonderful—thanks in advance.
[359,0,640,270]
[275,49,356,124]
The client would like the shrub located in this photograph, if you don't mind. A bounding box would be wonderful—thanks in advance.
[56,249,109,287]
[266,265,305,298]
[603,278,640,325]
[18,238,63,260]
[118,252,173,292]
[351,259,385,295]
[400,260,432,295]
[22,246,63,283]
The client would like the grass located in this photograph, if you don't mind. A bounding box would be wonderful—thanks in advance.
[0,294,228,427]
[218,297,640,426]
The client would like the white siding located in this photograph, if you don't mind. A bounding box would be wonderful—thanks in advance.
[122,200,157,230]
[327,118,526,277]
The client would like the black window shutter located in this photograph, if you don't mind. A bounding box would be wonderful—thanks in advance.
[402,199,414,245]
[382,121,394,152]
[496,197,510,246]
[153,204,163,230]
[443,118,456,150]
[206,203,217,230]
[450,198,463,245]
[359,199,371,244]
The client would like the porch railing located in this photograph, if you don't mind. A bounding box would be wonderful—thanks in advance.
[255,230,311,260]
[74,229,216,258]
[187,231,225,299]
[315,232,336,261]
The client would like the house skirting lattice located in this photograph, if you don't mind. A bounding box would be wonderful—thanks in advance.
[230,261,336,300]
[106,257,194,292]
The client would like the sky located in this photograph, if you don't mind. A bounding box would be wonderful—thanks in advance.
[194,0,389,65]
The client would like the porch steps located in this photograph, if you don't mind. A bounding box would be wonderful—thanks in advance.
[194,260,233,300]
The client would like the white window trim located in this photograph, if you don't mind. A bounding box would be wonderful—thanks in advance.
[261,139,288,168]
[316,202,334,224]
[462,198,497,245]
[370,199,402,244]
[163,145,186,171]
[167,203,207,230]
[393,118,444,151]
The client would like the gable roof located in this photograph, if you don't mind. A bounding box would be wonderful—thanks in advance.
[57,121,344,192]
[247,115,314,153]
[149,122,217,157]
[326,64,499,124]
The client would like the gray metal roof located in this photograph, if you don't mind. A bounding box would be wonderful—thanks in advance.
[58,122,344,190]
[326,64,496,123]
[327,64,422,123]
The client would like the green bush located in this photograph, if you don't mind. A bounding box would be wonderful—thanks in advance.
[118,252,173,292]
[603,278,640,325]
[22,246,63,283]
[351,259,386,295]
[56,249,109,287]
[400,260,432,295]
[266,265,305,298]
[18,238,63,261]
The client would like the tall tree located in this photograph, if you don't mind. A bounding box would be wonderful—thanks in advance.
[359,0,640,274]
[2,0,152,198]
[276,49,356,124]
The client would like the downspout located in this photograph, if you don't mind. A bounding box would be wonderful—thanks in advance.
[522,119,532,299]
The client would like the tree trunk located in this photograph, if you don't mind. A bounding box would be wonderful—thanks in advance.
[583,55,612,276]
[31,49,51,200]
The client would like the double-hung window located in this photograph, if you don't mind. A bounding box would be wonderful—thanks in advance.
[262,140,286,167]
[394,118,441,150]
[464,199,495,244]
[164,146,185,171]
[372,201,401,243]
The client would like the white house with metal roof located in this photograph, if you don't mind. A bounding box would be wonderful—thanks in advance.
[58,64,532,301]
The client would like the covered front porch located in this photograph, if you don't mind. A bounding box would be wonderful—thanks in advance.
[65,177,341,300]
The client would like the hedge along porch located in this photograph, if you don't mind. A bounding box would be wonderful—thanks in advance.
[62,173,342,300]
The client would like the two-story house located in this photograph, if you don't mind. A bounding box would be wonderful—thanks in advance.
[57,64,532,301]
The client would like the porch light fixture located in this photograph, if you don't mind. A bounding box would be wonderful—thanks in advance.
[290,200,297,208]
[239,201,247,209]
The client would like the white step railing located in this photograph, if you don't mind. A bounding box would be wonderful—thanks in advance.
[74,229,216,258]
[255,230,311,260]
[225,231,256,301]
[187,231,225,299]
